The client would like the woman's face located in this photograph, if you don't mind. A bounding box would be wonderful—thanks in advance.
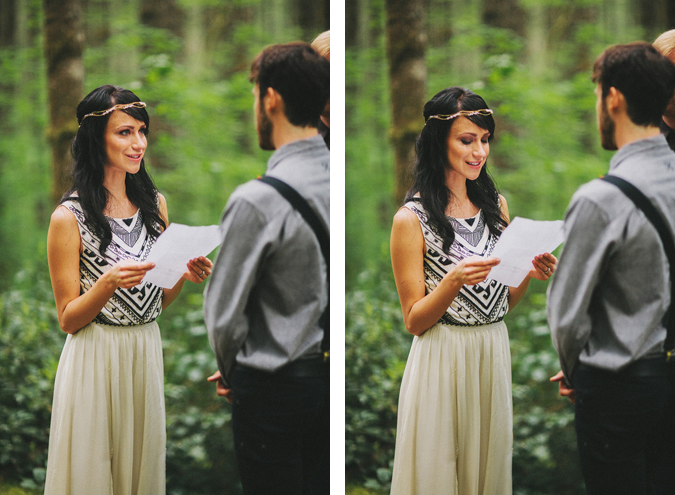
[445,116,490,183]
[104,110,147,177]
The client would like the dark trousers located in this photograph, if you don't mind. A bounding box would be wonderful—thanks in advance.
[574,358,675,495]
[231,361,329,495]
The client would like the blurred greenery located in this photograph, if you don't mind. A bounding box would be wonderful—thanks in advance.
[0,0,327,493]
[345,0,665,493]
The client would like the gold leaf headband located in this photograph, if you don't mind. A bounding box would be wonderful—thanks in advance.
[425,108,493,125]
[79,102,147,125]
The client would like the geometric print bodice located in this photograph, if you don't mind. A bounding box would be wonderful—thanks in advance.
[404,199,509,327]
[63,199,163,326]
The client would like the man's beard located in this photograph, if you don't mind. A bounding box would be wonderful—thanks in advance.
[600,100,617,151]
[257,106,274,151]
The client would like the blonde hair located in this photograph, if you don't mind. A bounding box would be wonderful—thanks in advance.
[311,30,330,60]
[654,29,675,59]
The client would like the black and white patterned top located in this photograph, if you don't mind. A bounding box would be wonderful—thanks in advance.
[63,199,163,326]
[405,199,509,327]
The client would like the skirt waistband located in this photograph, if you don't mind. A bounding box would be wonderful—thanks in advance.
[82,319,159,333]
[433,320,507,332]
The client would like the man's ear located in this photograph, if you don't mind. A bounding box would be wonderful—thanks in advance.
[264,87,281,114]
[606,86,625,114]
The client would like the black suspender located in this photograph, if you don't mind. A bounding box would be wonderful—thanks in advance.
[601,175,675,357]
[257,175,330,361]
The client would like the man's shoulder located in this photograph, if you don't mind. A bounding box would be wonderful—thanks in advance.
[571,177,622,211]
[227,179,284,214]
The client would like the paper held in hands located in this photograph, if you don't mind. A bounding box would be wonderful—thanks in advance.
[142,223,221,288]
[488,217,564,287]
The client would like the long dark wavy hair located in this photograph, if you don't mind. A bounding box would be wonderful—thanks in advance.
[405,87,507,253]
[61,85,165,257]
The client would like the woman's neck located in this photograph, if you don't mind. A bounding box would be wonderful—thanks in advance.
[444,174,476,218]
[103,171,134,217]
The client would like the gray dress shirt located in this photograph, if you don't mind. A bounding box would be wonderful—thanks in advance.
[548,134,675,385]
[204,134,329,387]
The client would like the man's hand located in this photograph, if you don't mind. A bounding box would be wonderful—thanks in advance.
[207,370,233,403]
[550,370,575,404]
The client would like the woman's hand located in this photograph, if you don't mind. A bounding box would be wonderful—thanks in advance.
[445,256,501,286]
[105,260,156,289]
[183,256,213,284]
[529,252,558,281]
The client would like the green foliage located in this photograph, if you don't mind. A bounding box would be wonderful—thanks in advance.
[0,262,63,491]
[508,293,584,495]
[0,483,41,495]
[162,299,241,495]
[345,270,408,491]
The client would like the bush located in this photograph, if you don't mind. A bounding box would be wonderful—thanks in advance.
[0,262,63,491]
[162,301,241,495]
[345,270,409,491]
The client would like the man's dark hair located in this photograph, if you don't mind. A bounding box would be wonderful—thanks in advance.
[250,42,330,128]
[592,42,675,127]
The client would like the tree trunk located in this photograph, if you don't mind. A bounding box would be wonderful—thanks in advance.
[345,0,358,47]
[294,0,329,40]
[667,0,675,31]
[184,2,204,77]
[0,0,17,126]
[482,0,526,38]
[0,0,16,47]
[140,0,183,38]
[386,0,427,204]
[43,0,84,205]
[140,0,183,171]
[527,2,546,77]
[449,0,481,84]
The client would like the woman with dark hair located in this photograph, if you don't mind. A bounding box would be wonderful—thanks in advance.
[44,85,212,495]
[389,87,557,494]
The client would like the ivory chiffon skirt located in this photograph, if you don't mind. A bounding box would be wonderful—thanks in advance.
[44,321,166,495]
[390,321,513,495]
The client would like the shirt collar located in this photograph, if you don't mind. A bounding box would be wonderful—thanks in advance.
[266,134,325,173]
[609,134,669,172]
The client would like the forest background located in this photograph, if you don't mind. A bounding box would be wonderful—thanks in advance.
[0,0,329,494]
[345,0,675,494]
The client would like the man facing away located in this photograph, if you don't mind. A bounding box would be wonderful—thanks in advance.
[548,42,675,495]
[204,42,330,495]
[654,29,675,151]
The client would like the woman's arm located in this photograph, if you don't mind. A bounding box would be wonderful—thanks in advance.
[159,193,213,310]
[47,206,155,334]
[391,207,500,336]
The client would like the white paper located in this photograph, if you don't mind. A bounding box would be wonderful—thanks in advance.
[142,223,221,288]
[488,217,564,287]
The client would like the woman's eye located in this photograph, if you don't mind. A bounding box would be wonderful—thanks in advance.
[140,128,148,135]
[120,130,130,136]
[461,139,472,145]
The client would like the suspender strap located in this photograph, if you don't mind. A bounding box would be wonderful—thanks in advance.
[257,175,330,360]
[601,175,675,356]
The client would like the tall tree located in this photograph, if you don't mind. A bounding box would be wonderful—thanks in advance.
[0,0,17,125]
[140,0,184,171]
[482,0,526,38]
[294,0,329,40]
[386,0,427,204]
[44,0,85,204]
[140,0,183,38]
